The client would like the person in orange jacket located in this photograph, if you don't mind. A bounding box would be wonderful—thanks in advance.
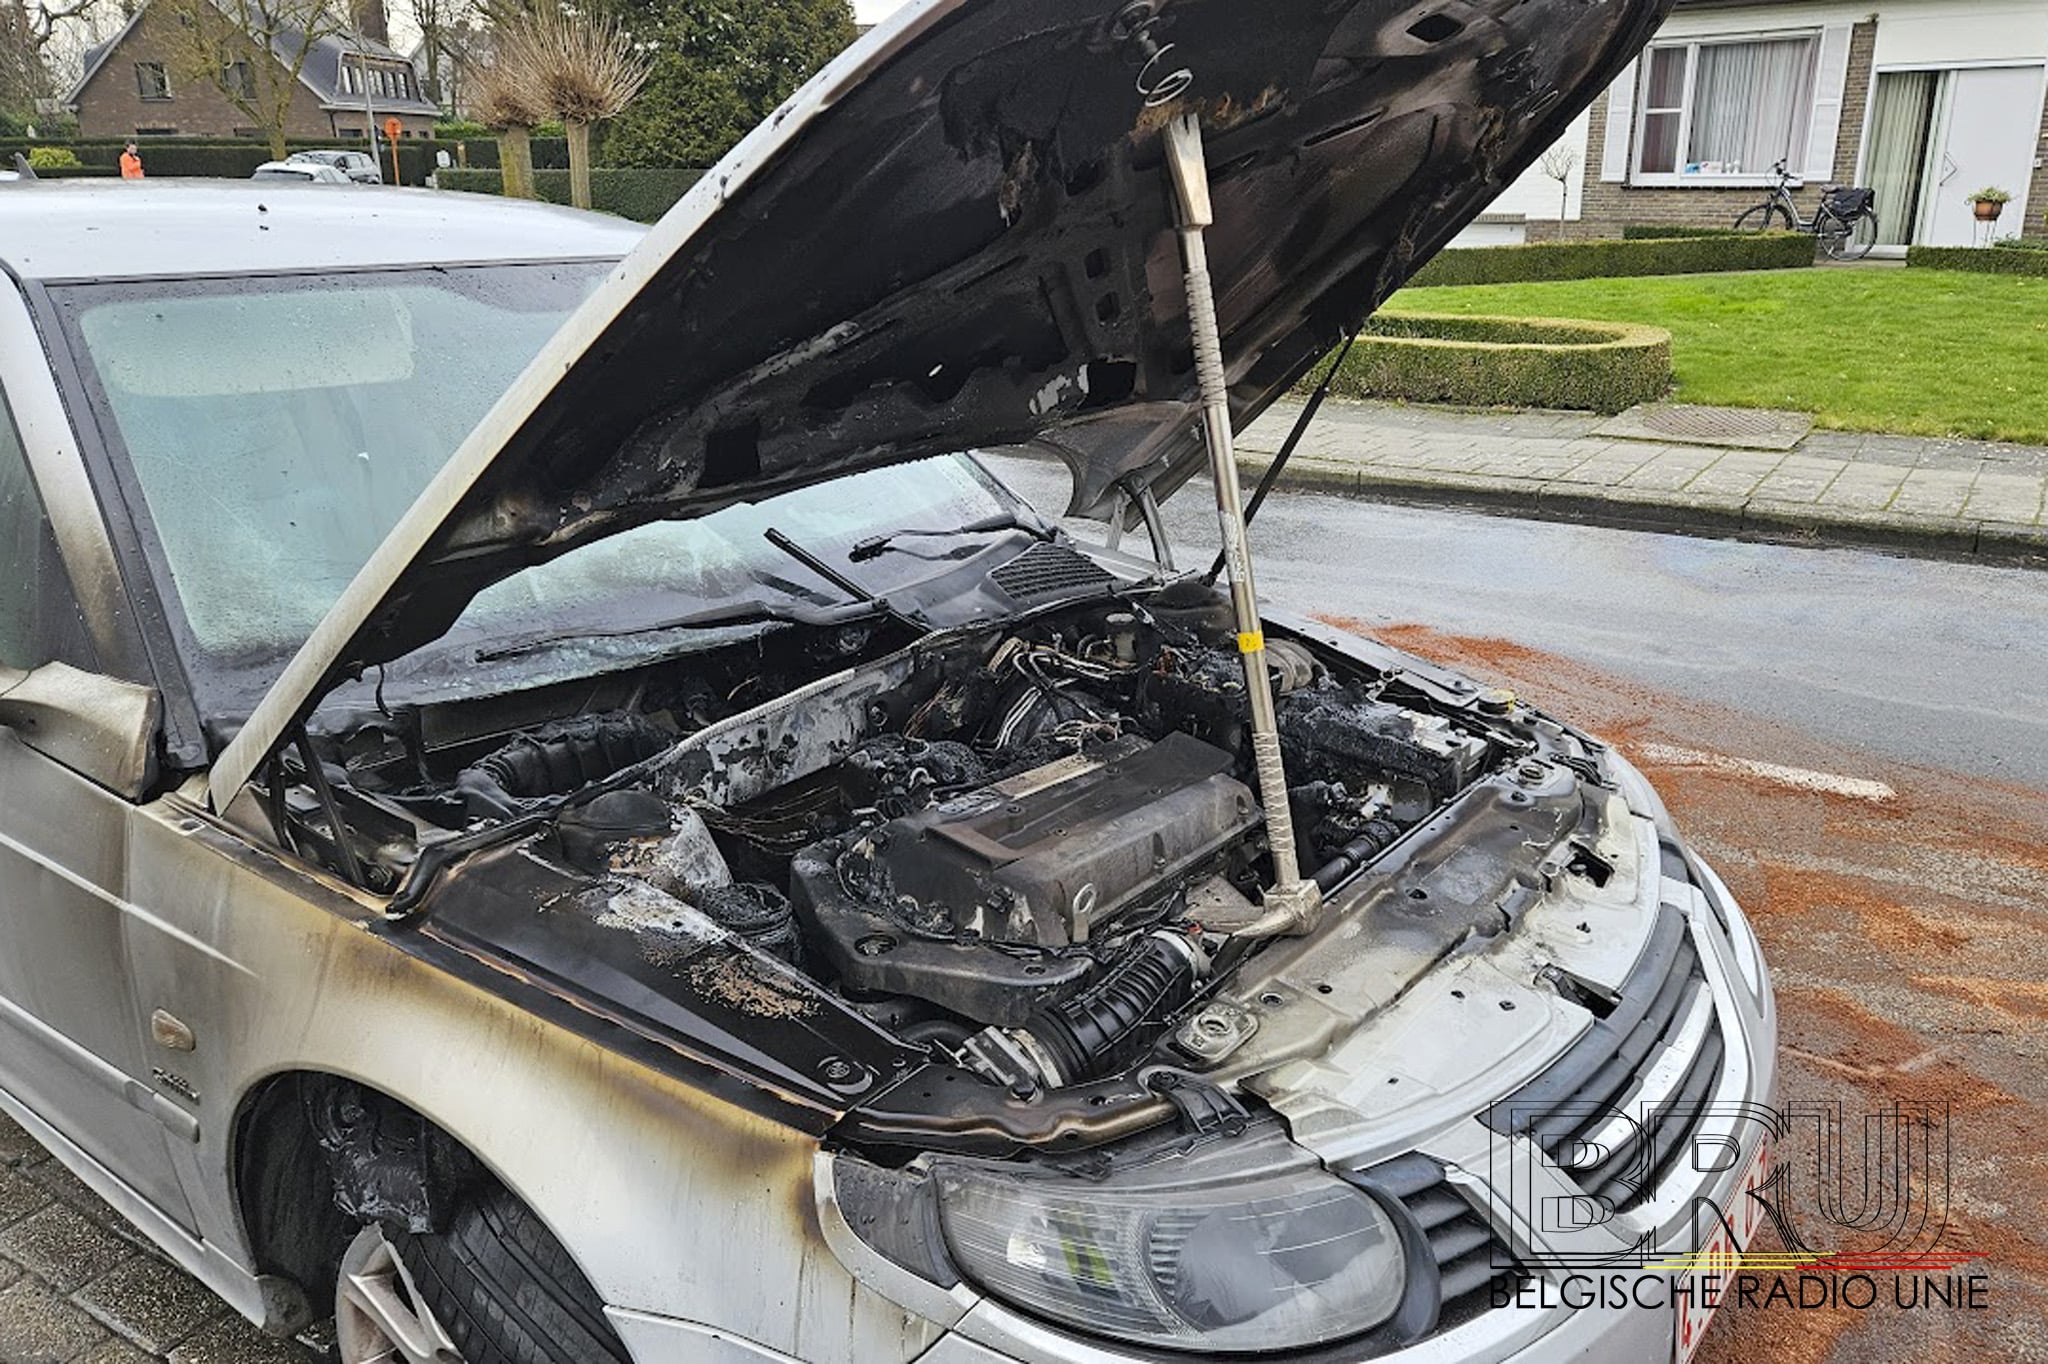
[119,142,144,179]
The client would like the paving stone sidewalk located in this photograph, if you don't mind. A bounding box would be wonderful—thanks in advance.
[1237,397,2048,564]
[0,1114,318,1364]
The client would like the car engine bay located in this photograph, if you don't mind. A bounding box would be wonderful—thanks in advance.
[258,577,1606,1148]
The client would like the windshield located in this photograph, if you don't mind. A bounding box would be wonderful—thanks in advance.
[360,456,1019,703]
[50,263,1023,722]
[54,262,612,663]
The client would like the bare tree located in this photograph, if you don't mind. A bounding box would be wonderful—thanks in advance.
[405,0,473,109]
[161,0,349,157]
[1539,143,1581,241]
[1,0,108,118]
[468,49,543,197]
[501,5,645,209]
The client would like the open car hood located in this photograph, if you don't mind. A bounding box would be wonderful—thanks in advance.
[210,0,1667,811]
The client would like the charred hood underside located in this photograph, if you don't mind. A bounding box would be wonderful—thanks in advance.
[339,0,1666,671]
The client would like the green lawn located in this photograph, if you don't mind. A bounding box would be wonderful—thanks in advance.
[1387,268,2048,444]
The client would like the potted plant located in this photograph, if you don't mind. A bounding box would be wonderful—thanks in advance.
[1969,187,2011,223]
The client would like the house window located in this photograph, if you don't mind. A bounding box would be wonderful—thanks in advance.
[135,62,171,100]
[340,59,358,95]
[1634,35,1818,179]
[223,60,254,99]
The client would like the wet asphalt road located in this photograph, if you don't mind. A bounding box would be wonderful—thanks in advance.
[985,455,2048,788]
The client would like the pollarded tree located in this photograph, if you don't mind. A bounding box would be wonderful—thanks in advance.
[468,49,546,197]
[601,0,853,170]
[503,5,648,208]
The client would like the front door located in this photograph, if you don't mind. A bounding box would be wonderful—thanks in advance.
[1920,66,2043,245]
[1865,65,2044,246]
[0,385,196,1227]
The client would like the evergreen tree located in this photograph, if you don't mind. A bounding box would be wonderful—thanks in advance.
[602,0,854,169]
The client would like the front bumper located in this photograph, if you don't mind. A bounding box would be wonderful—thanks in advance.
[869,845,1778,1364]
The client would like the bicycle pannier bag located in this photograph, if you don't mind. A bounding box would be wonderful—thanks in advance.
[1825,187,1874,217]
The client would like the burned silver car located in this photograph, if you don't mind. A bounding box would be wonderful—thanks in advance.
[0,2,1775,1361]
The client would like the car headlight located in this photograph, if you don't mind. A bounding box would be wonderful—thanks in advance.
[931,1121,1405,1353]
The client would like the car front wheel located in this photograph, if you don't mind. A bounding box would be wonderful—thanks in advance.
[335,1182,630,1364]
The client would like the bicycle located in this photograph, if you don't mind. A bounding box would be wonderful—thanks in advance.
[1733,159,1879,261]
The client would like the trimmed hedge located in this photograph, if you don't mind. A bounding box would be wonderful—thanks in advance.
[1307,312,1671,413]
[432,138,572,171]
[0,136,572,186]
[1905,244,2048,277]
[1407,232,1814,287]
[435,167,703,222]
[1622,224,1744,239]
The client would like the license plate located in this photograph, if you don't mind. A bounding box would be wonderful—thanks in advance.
[1675,1138,1771,1363]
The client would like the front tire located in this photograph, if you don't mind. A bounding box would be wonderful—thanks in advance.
[337,1183,630,1364]
[1734,203,1793,233]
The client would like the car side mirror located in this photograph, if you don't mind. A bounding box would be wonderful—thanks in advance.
[0,662,161,799]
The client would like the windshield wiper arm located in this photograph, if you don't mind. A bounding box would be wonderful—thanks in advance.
[762,526,924,631]
[848,510,1051,563]
[473,596,883,663]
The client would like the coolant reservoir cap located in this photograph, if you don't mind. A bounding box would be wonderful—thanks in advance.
[558,787,672,870]
[1476,687,1517,715]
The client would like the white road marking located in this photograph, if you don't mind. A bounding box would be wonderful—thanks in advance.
[1634,743,1897,803]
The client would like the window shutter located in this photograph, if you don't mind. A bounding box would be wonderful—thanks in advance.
[1805,25,1854,180]
[1600,61,1638,182]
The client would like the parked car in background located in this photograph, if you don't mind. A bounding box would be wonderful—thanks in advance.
[251,160,351,184]
[0,3,1775,1362]
[287,148,382,184]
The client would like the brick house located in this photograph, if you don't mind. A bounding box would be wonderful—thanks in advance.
[69,0,440,142]
[1477,0,2048,248]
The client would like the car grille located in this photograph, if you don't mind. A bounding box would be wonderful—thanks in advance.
[1347,1153,1525,1341]
[988,542,1113,603]
[1484,907,1725,1213]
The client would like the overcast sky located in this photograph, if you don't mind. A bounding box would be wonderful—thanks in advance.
[854,0,910,23]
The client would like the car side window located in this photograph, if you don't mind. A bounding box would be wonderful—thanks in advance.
[0,390,94,672]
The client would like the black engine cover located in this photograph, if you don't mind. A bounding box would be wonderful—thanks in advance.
[790,732,1260,1023]
[875,732,1257,946]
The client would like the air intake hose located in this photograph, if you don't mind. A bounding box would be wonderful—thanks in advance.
[957,931,1205,1091]
[457,713,670,819]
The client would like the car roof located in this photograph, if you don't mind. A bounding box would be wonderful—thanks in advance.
[0,181,645,282]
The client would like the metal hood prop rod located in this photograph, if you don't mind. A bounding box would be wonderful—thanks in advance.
[1162,113,1323,938]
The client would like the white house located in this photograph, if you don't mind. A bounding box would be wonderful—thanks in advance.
[1470,0,2048,246]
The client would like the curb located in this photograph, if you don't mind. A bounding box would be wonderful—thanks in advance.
[1233,454,2048,568]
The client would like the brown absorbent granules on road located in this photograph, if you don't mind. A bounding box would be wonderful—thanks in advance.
[1330,618,2048,1364]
